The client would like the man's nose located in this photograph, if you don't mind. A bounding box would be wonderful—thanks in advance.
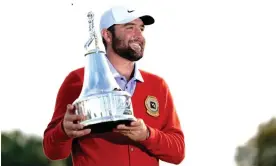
[134,27,143,36]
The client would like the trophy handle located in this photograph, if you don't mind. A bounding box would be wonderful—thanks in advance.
[84,11,99,51]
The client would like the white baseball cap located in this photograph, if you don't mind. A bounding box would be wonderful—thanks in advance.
[99,6,155,33]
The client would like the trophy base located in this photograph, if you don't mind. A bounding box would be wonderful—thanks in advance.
[84,119,134,133]
[81,115,136,133]
[74,90,136,134]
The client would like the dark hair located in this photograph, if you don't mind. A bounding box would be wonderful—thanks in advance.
[102,25,116,49]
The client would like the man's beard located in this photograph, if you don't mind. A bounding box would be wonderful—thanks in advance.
[112,36,144,62]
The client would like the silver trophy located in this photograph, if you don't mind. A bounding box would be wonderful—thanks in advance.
[72,11,136,131]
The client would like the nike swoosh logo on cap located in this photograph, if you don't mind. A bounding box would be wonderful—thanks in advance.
[127,10,134,13]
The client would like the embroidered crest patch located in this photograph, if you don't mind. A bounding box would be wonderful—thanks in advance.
[145,95,159,117]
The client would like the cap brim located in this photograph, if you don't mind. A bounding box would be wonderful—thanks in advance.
[140,15,155,25]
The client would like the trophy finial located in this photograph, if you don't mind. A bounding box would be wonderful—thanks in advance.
[84,11,99,51]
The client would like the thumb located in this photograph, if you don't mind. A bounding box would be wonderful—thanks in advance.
[67,104,76,114]
[131,118,142,126]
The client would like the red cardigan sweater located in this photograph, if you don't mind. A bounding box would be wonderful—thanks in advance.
[43,67,185,166]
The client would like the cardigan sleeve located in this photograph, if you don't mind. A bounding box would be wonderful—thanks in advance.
[139,79,185,164]
[42,71,82,160]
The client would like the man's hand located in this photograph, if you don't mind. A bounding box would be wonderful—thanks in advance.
[62,104,91,138]
[113,118,149,141]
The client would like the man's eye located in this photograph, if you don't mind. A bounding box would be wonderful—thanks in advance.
[126,26,134,29]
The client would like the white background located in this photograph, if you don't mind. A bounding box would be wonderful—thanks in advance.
[0,0,276,166]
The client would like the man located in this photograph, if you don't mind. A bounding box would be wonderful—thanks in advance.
[43,6,185,166]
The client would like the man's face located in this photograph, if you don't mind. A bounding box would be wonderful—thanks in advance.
[111,18,145,62]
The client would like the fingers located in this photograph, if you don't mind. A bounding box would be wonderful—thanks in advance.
[113,118,148,141]
[116,119,143,130]
[63,120,91,138]
[113,129,131,136]
[116,124,140,131]
[130,119,142,127]
[65,114,85,122]
[63,104,90,138]
[67,128,91,138]
[65,104,85,122]
[63,121,84,130]
[66,104,75,114]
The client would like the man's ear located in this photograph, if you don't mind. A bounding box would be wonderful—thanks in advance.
[101,29,112,44]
